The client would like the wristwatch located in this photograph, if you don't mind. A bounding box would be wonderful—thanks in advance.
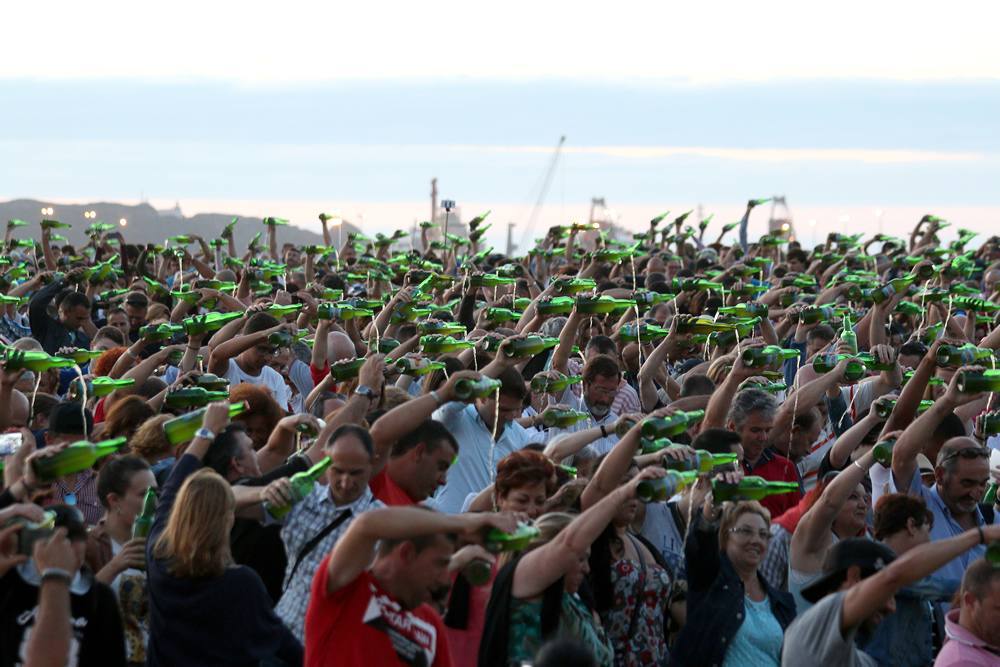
[194,427,216,441]
[355,385,377,402]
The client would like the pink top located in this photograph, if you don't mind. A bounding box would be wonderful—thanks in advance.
[934,609,1000,667]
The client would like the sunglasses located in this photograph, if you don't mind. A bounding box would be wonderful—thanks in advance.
[940,447,990,464]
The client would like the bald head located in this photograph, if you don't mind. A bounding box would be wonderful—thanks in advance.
[327,331,358,363]
[9,389,29,428]
[936,436,982,468]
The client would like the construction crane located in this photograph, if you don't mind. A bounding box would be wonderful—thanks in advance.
[511,135,566,255]
[768,196,796,241]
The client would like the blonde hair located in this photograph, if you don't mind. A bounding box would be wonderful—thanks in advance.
[706,354,736,386]
[500,511,575,569]
[129,414,173,462]
[152,468,235,578]
[718,500,771,551]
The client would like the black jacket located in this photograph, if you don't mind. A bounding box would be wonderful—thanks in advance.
[28,278,89,355]
[670,512,796,667]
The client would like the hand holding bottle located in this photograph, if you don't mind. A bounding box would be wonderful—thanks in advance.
[261,477,295,510]
[943,365,989,407]
[440,370,483,403]
[460,511,519,545]
[202,402,233,436]
[357,354,386,394]
[99,538,147,580]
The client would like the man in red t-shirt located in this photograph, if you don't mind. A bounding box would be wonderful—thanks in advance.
[304,506,516,666]
[367,375,470,506]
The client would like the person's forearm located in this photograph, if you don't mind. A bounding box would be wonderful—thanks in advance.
[551,311,582,374]
[311,321,330,369]
[211,329,266,364]
[776,372,838,425]
[543,427,603,462]
[369,393,441,465]
[830,414,881,468]
[256,427,295,475]
[891,397,955,485]
[26,579,72,667]
[581,430,639,509]
[703,374,741,429]
[109,342,143,379]
[354,506,474,542]
[884,354,934,434]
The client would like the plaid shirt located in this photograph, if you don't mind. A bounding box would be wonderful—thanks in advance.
[275,483,383,642]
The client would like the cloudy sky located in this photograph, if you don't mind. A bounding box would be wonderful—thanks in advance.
[2,0,999,248]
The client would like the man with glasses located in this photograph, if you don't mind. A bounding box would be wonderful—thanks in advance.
[207,310,294,411]
[548,354,623,456]
[888,366,998,596]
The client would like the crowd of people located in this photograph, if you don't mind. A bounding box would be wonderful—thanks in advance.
[1,203,999,666]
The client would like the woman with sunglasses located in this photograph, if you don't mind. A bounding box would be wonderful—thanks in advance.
[670,475,796,667]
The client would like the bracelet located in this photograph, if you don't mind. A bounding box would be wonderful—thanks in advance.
[40,568,73,585]
[124,348,137,359]
[853,460,867,472]
[977,524,986,545]
[430,390,444,407]
[600,424,609,438]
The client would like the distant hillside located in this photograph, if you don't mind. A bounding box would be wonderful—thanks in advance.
[0,199,360,250]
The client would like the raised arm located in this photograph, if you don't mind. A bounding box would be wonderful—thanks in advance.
[550,309,583,375]
[791,449,875,566]
[324,506,516,594]
[512,468,664,599]
[891,365,986,491]
[207,321,290,377]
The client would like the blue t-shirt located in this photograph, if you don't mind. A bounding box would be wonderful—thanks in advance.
[722,594,783,667]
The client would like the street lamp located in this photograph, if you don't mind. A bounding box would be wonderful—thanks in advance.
[119,218,128,227]
[84,210,97,219]
[41,207,54,216]
[327,213,343,249]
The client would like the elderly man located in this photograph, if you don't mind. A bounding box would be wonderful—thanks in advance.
[934,558,1000,665]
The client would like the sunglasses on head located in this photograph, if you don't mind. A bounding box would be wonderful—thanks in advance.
[940,447,990,464]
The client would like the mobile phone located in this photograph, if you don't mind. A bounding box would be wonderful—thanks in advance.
[0,432,22,457]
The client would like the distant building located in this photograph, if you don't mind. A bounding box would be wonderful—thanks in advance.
[158,201,184,219]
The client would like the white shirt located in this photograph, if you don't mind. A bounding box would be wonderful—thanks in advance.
[544,385,619,456]
[224,358,292,411]
[432,401,536,513]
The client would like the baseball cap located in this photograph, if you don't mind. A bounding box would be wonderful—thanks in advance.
[800,538,896,603]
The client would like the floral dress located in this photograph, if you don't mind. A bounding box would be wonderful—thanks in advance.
[601,553,672,667]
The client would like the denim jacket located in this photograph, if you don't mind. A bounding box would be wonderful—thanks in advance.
[860,577,951,667]
[670,512,797,667]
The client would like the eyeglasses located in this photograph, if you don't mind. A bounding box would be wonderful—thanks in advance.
[729,526,771,542]
[940,447,990,464]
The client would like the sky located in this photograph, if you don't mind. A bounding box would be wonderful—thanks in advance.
[2,1,999,249]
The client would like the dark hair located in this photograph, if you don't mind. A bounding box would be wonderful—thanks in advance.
[125,291,149,308]
[693,428,742,455]
[495,449,557,500]
[899,341,928,358]
[934,413,967,443]
[806,324,836,344]
[327,423,374,458]
[873,493,933,540]
[30,393,59,424]
[203,423,249,478]
[680,373,715,397]
[534,638,597,667]
[96,455,151,508]
[59,290,91,312]
[94,325,126,346]
[391,419,458,458]
[585,335,616,356]
[583,354,621,384]
[496,366,528,401]
[787,248,808,265]
[48,402,93,436]
[243,312,280,335]
[793,408,820,433]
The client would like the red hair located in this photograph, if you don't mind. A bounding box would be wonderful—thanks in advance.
[92,347,128,378]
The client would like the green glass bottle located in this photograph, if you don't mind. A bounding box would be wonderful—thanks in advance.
[856,352,897,372]
[575,296,636,315]
[741,346,799,368]
[41,218,72,230]
[640,410,706,439]
[484,523,540,552]
[329,358,366,382]
[394,358,446,377]
[633,291,675,307]
[162,402,248,445]
[61,348,103,365]
[656,449,739,473]
[420,335,476,354]
[182,312,243,336]
[875,399,933,419]
[718,303,769,319]
[712,476,800,503]
[31,436,128,483]
[131,487,157,539]
[872,438,897,467]
[264,457,334,519]
[741,380,787,393]
[981,411,1000,436]
[2,350,76,373]
[68,377,136,401]
[484,307,522,323]
[983,482,998,506]
[418,320,467,336]
[165,387,232,409]
[812,354,866,382]
[95,288,128,306]
[935,345,994,368]
[319,303,373,320]
[530,372,582,394]
[840,315,858,355]
[638,437,673,454]
[266,303,303,319]
[956,370,1000,394]
[618,323,670,343]
[454,377,503,400]
[469,274,516,288]
[501,335,559,358]
[551,277,597,295]
[637,471,698,503]
[541,409,591,428]
[536,297,576,315]
[195,373,230,391]
[139,323,184,341]
[462,559,493,585]
[799,306,835,325]
[675,317,741,335]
